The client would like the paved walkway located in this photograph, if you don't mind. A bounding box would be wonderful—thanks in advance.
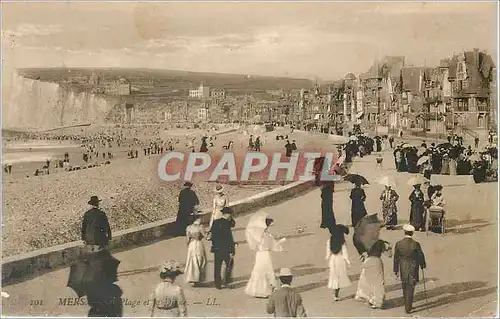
[2,146,497,317]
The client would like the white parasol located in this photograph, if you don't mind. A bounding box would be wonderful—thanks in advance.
[377,175,397,188]
[349,135,358,141]
[407,174,429,186]
[417,156,430,166]
[245,211,270,251]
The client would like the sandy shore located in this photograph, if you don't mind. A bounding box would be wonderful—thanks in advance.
[2,126,339,257]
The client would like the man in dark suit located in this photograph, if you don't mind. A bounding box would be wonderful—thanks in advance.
[393,224,427,314]
[82,196,112,250]
[266,268,307,317]
[209,207,236,289]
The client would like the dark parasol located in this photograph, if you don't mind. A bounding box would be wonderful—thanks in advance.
[343,173,369,185]
[353,214,382,254]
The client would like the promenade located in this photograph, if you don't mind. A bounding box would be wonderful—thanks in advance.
[2,145,497,317]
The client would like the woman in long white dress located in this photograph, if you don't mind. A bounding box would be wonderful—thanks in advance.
[244,211,286,298]
[184,217,207,286]
[325,224,351,301]
[209,185,228,229]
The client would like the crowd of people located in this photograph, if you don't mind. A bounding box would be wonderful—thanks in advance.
[70,124,495,317]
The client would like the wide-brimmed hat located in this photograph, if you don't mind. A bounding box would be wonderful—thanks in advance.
[183,181,193,187]
[88,196,102,206]
[215,184,224,193]
[159,261,183,275]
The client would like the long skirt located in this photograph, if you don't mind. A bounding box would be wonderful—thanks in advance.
[382,201,398,227]
[245,250,276,298]
[328,254,351,289]
[410,204,425,230]
[355,257,385,308]
[351,201,367,227]
[449,159,457,176]
[184,239,207,283]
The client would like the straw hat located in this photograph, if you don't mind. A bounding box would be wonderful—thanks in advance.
[159,261,183,275]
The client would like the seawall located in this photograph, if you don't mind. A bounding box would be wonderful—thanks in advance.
[2,154,347,285]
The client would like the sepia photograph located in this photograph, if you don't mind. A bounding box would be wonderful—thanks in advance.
[1,1,498,317]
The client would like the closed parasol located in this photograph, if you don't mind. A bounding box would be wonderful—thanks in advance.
[67,250,120,298]
[354,214,382,252]
[417,156,430,166]
[407,174,429,186]
[377,175,397,188]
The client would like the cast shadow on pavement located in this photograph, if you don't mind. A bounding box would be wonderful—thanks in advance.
[234,232,314,246]
[384,280,493,312]
[227,264,328,290]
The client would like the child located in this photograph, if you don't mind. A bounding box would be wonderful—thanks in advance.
[376,154,383,170]
[325,224,351,301]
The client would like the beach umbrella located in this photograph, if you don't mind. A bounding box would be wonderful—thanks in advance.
[407,175,429,186]
[377,175,397,188]
[343,173,369,185]
[417,156,430,166]
[354,214,382,252]
[67,250,120,298]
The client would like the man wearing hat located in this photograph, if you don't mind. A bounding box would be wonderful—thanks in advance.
[81,196,112,250]
[209,207,236,290]
[266,268,307,317]
[393,224,427,314]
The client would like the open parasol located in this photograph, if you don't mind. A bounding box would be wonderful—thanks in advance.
[67,250,120,298]
[343,173,369,185]
[407,175,429,186]
[417,156,430,166]
[377,175,397,188]
[354,214,382,252]
[245,211,270,251]
[349,135,358,141]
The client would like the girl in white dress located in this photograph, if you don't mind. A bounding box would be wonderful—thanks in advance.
[244,211,286,298]
[209,185,228,229]
[184,217,207,286]
[325,224,351,301]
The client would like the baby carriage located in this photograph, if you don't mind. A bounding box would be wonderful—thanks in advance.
[427,206,446,235]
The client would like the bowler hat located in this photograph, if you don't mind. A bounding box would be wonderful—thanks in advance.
[88,196,102,206]
[183,181,193,187]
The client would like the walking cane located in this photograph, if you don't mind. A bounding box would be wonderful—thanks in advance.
[421,269,429,308]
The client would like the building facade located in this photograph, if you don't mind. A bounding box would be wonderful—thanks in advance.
[448,49,495,131]
[189,83,210,99]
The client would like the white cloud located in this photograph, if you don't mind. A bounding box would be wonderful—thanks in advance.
[4,23,62,37]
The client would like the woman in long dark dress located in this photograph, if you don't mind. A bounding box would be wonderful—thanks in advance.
[176,182,199,235]
[409,184,425,231]
[350,182,367,227]
[320,182,336,230]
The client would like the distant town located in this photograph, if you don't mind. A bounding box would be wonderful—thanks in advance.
[17,48,496,139]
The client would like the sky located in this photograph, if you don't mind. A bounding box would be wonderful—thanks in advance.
[1,1,498,85]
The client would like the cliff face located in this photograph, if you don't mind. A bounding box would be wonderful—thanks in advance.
[3,73,117,129]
